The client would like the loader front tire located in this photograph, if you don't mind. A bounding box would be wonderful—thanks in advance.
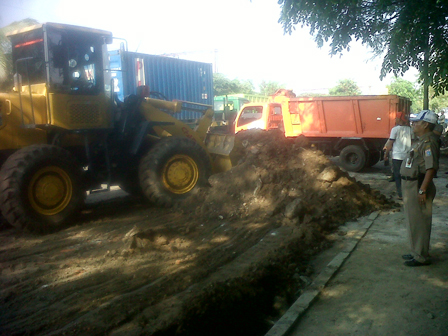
[0,145,84,233]
[119,170,144,197]
[139,137,211,207]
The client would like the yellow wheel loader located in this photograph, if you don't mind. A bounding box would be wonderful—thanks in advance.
[0,23,236,232]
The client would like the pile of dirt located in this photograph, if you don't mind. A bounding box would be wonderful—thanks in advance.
[0,130,397,336]
[183,129,392,230]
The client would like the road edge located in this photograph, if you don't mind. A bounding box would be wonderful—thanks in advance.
[264,211,380,336]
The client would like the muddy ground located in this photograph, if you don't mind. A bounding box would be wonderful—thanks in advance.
[0,130,397,336]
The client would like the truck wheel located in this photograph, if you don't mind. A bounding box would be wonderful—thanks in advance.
[0,145,84,233]
[365,151,381,167]
[339,145,367,172]
[139,137,211,207]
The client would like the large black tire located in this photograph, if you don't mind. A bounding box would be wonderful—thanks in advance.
[119,171,144,198]
[139,137,212,207]
[0,145,84,233]
[339,145,367,172]
[365,151,381,168]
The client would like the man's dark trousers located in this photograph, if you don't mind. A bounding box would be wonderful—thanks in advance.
[393,159,403,197]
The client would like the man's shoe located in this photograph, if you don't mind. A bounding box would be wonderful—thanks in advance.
[404,259,431,267]
[402,254,413,260]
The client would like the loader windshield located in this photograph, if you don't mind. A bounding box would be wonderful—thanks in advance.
[10,26,105,95]
[47,27,104,95]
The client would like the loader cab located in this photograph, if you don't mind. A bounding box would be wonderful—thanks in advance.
[47,29,105,95]
[8,23,113,131]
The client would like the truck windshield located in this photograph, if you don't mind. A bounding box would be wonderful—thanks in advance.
[11,29,46,85]
[237,106,263,127]
[214,100,225,111]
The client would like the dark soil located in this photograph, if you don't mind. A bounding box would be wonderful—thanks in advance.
[0,129,394,336]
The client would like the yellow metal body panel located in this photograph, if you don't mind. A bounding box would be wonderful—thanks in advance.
[0,83,113,152]
[49,93,112,130]
[140,98,209,146]
[140,98,239,174]
[0,92,47,151]
[204,133,241,173]
[272,95,302,137]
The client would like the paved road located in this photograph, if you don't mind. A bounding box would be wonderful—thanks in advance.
[268,154,448,336]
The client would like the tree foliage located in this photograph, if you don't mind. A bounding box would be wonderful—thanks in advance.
[329,79,361,96]
[387,77,420,111]
[415,87,448,113]
[213,73,255,96]
[259,80,285,96]
[427,92,448,112]
[387,77,448,113]
[278,0,448,99]
[1,18,39,90]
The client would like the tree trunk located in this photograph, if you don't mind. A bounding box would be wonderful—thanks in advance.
[422,44,430,110]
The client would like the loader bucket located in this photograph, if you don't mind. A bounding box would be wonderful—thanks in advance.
[205,133,244,173]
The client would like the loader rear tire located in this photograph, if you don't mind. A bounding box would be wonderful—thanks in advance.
[339,145,366,172]
[0,145,84,233]
[139,137,211,207]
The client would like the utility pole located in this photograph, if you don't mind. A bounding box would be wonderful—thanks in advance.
[422,37,430,110]
[214,49,218,73]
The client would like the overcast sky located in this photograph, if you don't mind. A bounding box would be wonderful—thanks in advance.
[0,0,418,94]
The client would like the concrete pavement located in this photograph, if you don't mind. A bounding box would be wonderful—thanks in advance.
[266,156,448,336]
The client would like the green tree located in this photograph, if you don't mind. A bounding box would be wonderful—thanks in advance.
[213,73,254,96]
[329,79,361,96]
[278,0,448,108]
[1,18,39,90]
[386,77,448,113]
[259,80,285,96]
[387,77,421,112]
[387,78,419,101]
[428,94,448,112]
[420,87,448,113]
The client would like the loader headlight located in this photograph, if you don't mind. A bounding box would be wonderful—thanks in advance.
[68,59,77,68]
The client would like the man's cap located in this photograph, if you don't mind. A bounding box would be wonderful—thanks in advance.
[410,110,438,124]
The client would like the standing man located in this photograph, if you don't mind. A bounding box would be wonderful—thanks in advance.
[383,112,414,200]
[400,110,439,267]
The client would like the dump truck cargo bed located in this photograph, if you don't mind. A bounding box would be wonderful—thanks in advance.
[277,95,410,139]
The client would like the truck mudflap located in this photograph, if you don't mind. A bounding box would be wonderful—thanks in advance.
[204,133,243,173]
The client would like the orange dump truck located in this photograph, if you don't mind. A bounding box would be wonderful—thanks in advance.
[234,90,411,171]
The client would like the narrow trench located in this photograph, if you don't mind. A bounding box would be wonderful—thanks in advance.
[153,247,316,336]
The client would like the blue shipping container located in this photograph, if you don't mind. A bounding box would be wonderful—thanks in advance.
[109,50,214,121]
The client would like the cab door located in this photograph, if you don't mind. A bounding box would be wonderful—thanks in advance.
[267,104,284,131]
[234,105,264,133]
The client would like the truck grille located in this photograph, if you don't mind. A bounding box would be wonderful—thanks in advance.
[68,103,100,125]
